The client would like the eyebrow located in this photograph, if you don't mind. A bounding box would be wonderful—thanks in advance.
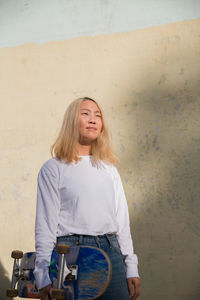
[80,108,101,113]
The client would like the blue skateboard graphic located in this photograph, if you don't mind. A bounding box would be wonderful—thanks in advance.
[6,244,111,300]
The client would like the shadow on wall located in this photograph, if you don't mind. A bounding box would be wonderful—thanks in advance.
[116,45,200,299]
[0,260,13,300]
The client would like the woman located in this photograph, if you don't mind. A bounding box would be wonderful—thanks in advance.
[34,97,141,300]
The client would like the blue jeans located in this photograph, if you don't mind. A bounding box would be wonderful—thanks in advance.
[56,234,130,300]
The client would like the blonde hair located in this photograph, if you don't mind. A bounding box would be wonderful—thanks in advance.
[50,97,117,165]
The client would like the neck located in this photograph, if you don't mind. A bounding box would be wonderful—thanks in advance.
[77,143,91,156]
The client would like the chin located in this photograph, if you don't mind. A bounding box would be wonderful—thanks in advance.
[86,133,99,139]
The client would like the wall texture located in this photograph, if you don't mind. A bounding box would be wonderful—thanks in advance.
[0,1,200,300]
[1,0,200,47]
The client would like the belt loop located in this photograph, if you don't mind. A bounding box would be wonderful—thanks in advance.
[105,234,112,248]
[95,236,100,248]
[76,235,83,245]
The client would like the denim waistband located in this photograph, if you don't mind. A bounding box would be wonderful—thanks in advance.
[56,233,117,248]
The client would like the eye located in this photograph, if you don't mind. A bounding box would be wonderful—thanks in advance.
[96,115,102,118]
[82,112,88,115]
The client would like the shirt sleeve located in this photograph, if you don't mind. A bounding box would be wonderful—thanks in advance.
[33,161,61,290]
[112,166,139,278]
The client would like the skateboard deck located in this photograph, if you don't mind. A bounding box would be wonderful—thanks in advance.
[7,245,111,300]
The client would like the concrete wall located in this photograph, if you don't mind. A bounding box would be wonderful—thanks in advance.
[0,1,200,299]
[1,0,200,47]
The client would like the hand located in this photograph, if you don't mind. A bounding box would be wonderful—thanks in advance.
[39,284,56,300]
[127,277,141,299]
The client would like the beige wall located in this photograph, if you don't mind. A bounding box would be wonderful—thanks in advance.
[0,18,200,299]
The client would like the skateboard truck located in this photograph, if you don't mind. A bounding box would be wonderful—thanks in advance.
[21,269,31,281]
[52,244,71,300]
[6,250,23,298]
[63,264,78,286]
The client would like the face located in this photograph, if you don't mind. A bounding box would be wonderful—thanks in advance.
[78,100,103,144]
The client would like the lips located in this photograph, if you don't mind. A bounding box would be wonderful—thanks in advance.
[86,127,97,130]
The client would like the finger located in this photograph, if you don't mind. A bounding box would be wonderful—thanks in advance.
[131,291,139,300]
[41,290,51,300]
[48,287,57,300]
[131,284,141,300]
[48,287,54,300]
[40,294,46,300]
[127,281,134,298]
[40,295,48,300]
[131,293,137,300]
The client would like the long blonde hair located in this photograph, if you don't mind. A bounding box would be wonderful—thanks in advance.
[50,97,117,165]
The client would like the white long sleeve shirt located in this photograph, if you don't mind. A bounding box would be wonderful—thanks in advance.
[34,156,139,290]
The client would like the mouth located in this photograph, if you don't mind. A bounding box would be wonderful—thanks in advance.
[86,127,97,130]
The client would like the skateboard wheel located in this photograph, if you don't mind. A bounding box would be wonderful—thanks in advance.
[6,288,18,297]
[11,250,23,259]
[56,244,70,254]
[52,288,65,299]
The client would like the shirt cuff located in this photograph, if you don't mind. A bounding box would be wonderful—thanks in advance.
[126,263,140,278]
[33,266,52,290]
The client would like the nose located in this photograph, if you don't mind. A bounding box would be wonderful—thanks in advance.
[89,119,96,124]
[88,114,96,124]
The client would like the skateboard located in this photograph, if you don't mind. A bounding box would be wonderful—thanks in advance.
[6,244,111,300]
